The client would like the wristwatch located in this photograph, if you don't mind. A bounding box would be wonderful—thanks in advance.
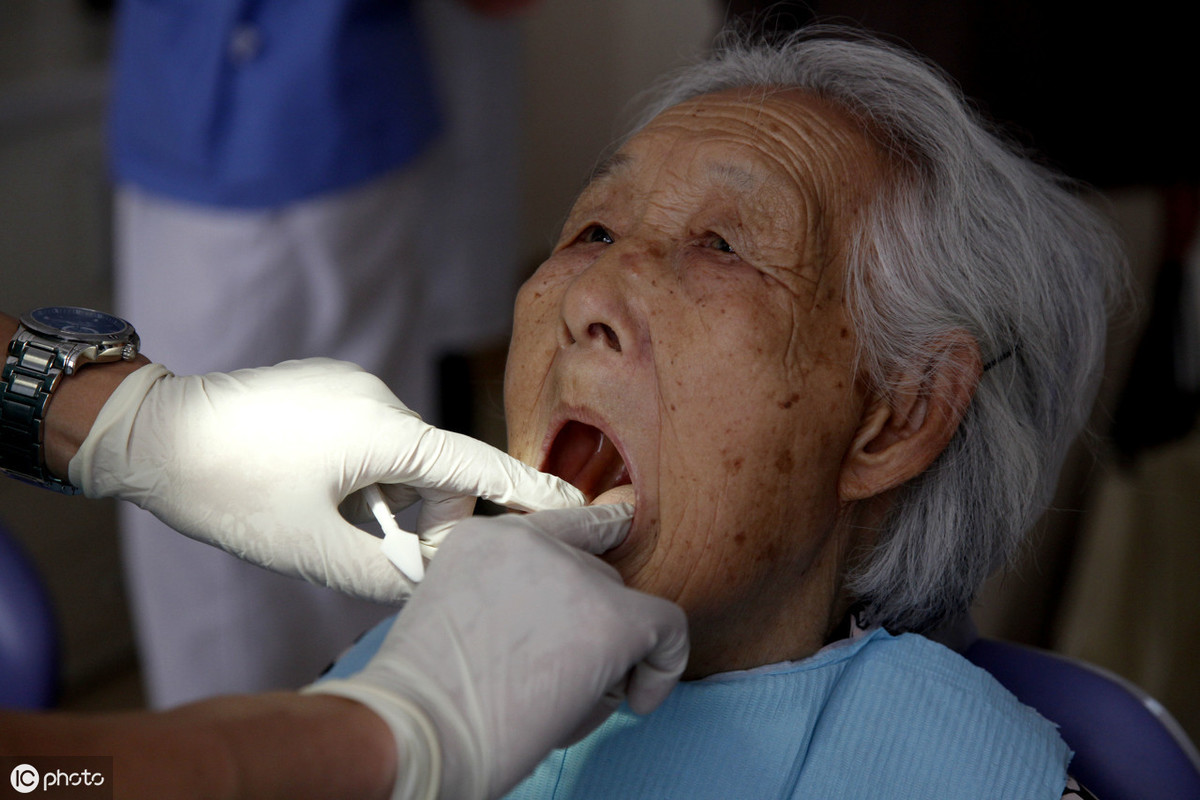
[1,306,140,493]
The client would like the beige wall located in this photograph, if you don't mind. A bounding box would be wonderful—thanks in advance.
[518,0,720,267]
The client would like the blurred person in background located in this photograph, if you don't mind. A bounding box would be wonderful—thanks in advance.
[107,0,537,708]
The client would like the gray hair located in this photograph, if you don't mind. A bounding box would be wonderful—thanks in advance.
[628,27,1126,633]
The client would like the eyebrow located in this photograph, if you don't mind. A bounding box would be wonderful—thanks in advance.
[587,152,633,184]
[589,151,761,190]
[705,162,758,192]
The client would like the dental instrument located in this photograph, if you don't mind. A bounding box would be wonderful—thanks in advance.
[365,484,425,583]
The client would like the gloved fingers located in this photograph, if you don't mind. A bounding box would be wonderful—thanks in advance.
[414,505,634,578]
[563,687,627,746]
[288,516,415,605]
[376,482,422,510]
[338,483,421,525]
[414,489,476,549]
[620,596,690,715]
[376,423,586,511]
[559,590,686,739]
[326,506,686,800]
[520,504,635,554]
[418,539,439,563]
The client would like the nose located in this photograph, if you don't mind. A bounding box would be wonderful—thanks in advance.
[566,321,621,352]
[558,245,644,356]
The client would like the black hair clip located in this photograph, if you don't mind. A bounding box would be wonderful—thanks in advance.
[982,344,1019,372]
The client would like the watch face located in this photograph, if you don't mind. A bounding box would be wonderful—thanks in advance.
[25,306,130,339]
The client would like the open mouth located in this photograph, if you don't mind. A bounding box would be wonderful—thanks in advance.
[543,420,632,504]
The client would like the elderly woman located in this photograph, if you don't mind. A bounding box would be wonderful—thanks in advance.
[494,26,1121,799]
[312,25,1121,800]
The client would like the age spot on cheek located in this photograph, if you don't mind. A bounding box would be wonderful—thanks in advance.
[775,449,795,474]
[778,393,800,409]
[755,539,782,564]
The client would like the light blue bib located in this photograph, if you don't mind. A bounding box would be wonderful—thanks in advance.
[503,628,1070,799]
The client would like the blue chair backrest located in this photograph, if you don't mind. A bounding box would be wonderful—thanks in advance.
[0,520,60,709]
[964,637,1200,800]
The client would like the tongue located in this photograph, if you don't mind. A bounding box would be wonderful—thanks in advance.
[544,421,630,502]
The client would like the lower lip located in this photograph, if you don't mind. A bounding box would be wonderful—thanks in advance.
[589,484,635,507]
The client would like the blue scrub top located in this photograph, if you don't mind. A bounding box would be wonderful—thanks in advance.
[109,0,441,208]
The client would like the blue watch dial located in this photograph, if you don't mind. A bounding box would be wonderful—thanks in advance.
[28,306,128,337]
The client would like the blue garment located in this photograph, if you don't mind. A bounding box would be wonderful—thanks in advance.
[506,629,1070,799]
[109,0,440,208]
[322,613,396,680]
[323,620,1071,798]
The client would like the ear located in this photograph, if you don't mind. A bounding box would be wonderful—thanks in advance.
[839,331,982,502]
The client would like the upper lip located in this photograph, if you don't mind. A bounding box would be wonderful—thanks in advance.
[540,407,634,504]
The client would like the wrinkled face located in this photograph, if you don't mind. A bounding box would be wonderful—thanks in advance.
[505,89,885,676]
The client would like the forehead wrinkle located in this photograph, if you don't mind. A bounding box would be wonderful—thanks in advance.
[739,95,874,309]
[697,90,873,209]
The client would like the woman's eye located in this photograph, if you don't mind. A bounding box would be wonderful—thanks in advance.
[699,232,735,255]
[579,225,614,245]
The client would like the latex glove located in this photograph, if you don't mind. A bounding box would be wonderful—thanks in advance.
[308,504,689,800]
[69,358,584,603]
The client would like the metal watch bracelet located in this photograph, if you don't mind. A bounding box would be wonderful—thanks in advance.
[0,337,81,494]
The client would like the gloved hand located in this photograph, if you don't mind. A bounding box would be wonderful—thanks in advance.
[308,504,689,800]
[69,358,584,603]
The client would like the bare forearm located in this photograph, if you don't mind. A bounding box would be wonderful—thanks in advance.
[2,311,150,480]
[0,693,395,800]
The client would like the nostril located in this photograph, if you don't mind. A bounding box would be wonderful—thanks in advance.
[589,322,622,352]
